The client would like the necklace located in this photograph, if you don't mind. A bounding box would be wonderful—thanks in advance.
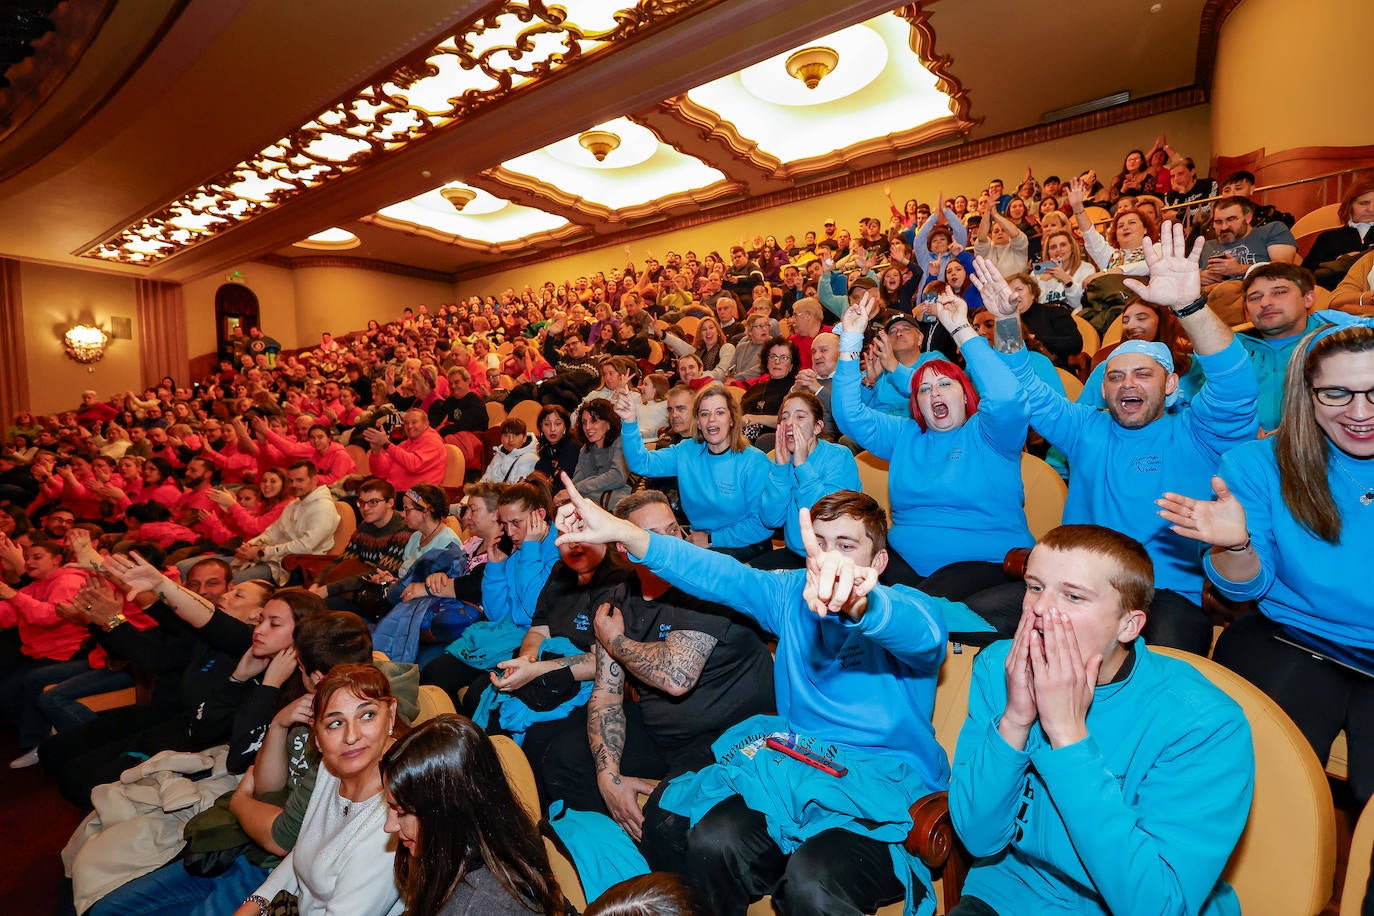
[1334,458,1374,506]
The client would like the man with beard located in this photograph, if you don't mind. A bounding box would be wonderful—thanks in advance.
[1198,197,1298,324]
[980,223,1258,655]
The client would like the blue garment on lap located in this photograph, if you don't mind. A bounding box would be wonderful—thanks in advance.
[470,636,592,745]
[660,714,935,916]
[443,619,527,668]
[546,801,650,903]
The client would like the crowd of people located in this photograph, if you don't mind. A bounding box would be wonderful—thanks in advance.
[1,146,1373,916]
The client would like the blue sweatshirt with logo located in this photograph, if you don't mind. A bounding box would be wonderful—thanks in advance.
[835,335,1034,576]
[951,640,1253,916]
[621,433,773,548]
[758,440,862,555]
[1002,339,1258,601]
[1206,436,1374,648]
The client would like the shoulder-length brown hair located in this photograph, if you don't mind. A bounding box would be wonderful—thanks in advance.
[1275,325,1374,542]
[689,383,748,453]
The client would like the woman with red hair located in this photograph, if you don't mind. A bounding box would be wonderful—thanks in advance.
[833,263,1034,614]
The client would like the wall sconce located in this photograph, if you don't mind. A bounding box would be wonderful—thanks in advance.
[64,324,108,368]
[785,46,839,90]
[578,129,621,163]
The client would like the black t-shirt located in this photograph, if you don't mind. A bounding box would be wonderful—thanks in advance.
[431,392,488,434]
[530,554,631,651]
[615,579,775,753]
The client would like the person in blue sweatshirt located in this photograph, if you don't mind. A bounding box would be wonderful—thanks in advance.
[948,524,1253,916]
[1159,314,1374,804]
[753,389,861,569]
[834,279,1033,613]
[617,382,774,560]
[553,473,952,916]
[976,223,1259,654]
[1233,262,1332,433]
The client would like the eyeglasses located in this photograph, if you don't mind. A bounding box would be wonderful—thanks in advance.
[768,353,793,362]
[1312,386,1374,407]
[358,498,387,508]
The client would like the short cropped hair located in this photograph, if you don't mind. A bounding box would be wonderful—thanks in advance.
[809,490,887,554]
[614,489,673,521]
[1241,261,1315,297]
[295,611,374,676]
[500,417,527,437]
[1034,524,1154,613]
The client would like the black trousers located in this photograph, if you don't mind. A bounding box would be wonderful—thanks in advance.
[538,699,718,872]
[680,794,910,916]
[419,652,491,718]
[39,707,193,809]
[1214,611,1374,804]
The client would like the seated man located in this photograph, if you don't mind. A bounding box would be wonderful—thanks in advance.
[234,461,340,584]
[307,477,410,617]
[555,477,953,916]
[541,489,775,866]
[980,223,1259,654]
[1234,263,1329,433]
[1219,171,1294,228]
[1199,196,1299,325]
[948,524,1253,916]
[361,408,446,491]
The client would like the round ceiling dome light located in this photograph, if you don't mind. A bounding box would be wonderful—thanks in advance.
[544,117,658,170]
[294,227,360,250]
[739,23,887,107]
[578,129,621,162]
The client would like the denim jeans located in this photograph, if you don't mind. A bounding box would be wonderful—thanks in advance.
[32,663,134,737]
[87,855,270,916]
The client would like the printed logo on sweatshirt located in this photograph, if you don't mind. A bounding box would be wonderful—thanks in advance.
[658,623,673,641]
[574,612,591,632]
[1130,455,1161,474]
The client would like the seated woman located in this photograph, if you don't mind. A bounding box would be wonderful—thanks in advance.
[1160,317,1374,805]
[739,337,800,446]
[693,317,736,382]
[1033,229,1096,314]
[1080,298,1204,409]
[381,715,567,916]
[943,252,985,312]
[372,484,470,663]
[1303,179,1374,290]
[1005,273,1083,365]
[570,398,631,511]
[834,276,1034,619]
[533,405,581,496]
[754,391,861,570]
[200,467,291,546]
[615,383,774,561]
[635,373,669,444]
[0,538,92,766]
[234,664,405,916]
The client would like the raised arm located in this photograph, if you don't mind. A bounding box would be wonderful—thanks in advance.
[832,290,908,457]
[1122,221,1233,356]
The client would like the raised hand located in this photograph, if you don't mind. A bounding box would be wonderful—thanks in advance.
[263,645,299,688]
[969,256,1017,318]
[553,472,636,550]
[789,423,815,466]
[1067,176,1087,211]
[611,388,638,424]
[592,602,625,648]
[798,508,880,620]
[206,488,236,510]
[1156,476,1249,549]
[840,289,879,336]
[232,646,272,684]
[934,289,970,334]
[1030,609,1100,748]
[102,551,168,594]
[1122,220,1204,310]
[773,419,792,465]
[998,608,1039,750]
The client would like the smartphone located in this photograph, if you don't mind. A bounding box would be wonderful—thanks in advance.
[496,533,515,556]
[1033,261,1058,273]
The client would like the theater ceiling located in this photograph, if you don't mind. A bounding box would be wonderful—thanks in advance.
[0,0,1217,284]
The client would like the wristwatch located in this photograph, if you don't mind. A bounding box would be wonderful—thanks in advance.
[103,612,128,632]
[1174,295,1208,318]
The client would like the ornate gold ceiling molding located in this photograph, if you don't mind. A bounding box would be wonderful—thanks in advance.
[78,0,722,267]
[0,0,119,133]
[357,211,593,256]
[1193,0,1246,90]
[653,6,979,183]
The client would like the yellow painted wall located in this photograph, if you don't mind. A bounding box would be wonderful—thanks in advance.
[457,106,1213,298]
[19,262,142,416]
[182,261,298,362]
[1212,0,1371,156]
[291,266,452,345]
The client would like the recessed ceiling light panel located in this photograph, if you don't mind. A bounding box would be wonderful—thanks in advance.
[738,24,887,107]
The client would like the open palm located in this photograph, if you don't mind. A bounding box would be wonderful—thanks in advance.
[1122,220,1204,310]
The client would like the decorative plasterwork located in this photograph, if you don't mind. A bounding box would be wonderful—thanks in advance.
[482,116,741,221]
[361,183,588,254]
[79,0,718,266]
[661,8,978,182]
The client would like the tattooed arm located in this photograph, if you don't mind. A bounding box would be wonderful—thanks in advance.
[608,630,718,697]
[589,642,655,839]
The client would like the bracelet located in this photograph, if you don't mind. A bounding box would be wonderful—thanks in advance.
[1224,534,1252,553]
[245,895,270,916]
[948,323,972,336]
[1174,295,1208,318]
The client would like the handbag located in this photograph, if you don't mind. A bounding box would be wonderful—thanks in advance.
[267,890,299,916]
[1078,274,1135,335]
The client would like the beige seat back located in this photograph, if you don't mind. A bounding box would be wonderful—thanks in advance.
[1153,647,1336,915]
[1019,452,1066,540]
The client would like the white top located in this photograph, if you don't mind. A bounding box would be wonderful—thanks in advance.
[252,765,403,916]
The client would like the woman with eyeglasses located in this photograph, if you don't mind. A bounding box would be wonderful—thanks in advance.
[738,337,800,445]
[1160,317,1374,804]
[834,267,1034,609]
[371,485,466,663]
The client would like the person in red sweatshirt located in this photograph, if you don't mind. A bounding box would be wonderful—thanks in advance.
[362,408,446,491]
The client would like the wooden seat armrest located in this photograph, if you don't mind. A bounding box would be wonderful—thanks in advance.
[904,790,968,912]
[281,554,340,585]
[1002,547,1032,580]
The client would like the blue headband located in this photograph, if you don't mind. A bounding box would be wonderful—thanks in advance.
[1306,310,1374,350]
[1106,339,1174,374]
